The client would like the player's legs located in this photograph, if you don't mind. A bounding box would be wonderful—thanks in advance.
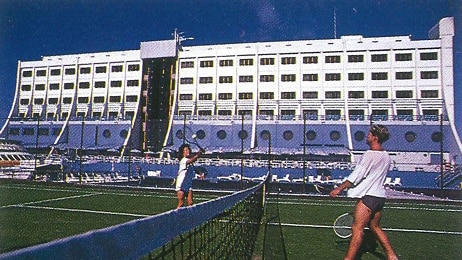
[369,210,398,260]
[187,190,193,206]
[176,190,185,208]
[344,200,371,260]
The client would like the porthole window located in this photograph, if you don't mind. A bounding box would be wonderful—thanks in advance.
[431,131,442,142]
[354,131,365,141]
[103,129,111,138]
[405,131,416,142]
[306,130,316,141]
[330,130,341,141]
[283,130,293,141]
[196,130,206,139]
[120,129,128,138]
[217,130,227,140]
[175,130,184,139]
[260,130,271,140]
[239,130,248,140]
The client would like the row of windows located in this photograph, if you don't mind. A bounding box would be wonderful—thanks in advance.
[20,80,140,91]
[178,109,439,120]
[179,90,439,101]
[21,64,140,78]
[180,52,438,68]
[19,95,138,105]
[175,128,442,144]
[179,71,438,85]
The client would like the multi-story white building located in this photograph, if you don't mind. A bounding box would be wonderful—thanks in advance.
[0,17,460,175]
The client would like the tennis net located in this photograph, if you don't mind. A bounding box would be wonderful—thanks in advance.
[1,175,267,260]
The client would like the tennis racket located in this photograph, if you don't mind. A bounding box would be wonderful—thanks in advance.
[185,134,206,153]
[333,212,354,239]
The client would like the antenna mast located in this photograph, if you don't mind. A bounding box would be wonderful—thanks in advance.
[333,7,337,39]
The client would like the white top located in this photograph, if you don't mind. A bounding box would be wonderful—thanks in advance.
[346,150,391,198]
[175,157,189,191]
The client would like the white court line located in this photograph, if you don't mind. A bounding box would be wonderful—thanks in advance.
[1,193,101,209]
[270,222,462,236]
[17,204,150,218]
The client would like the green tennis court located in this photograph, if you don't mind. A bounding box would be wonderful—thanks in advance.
[1,182,461,259]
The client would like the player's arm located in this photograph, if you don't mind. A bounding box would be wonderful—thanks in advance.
[329,180,353,197]
[186,149,203,164]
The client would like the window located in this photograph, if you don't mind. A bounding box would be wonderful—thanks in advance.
[326,110,341,120]
[22,70,32,77]
[95,66,107,73]
[325,55,341,63]
[219,76,233,83]
[219,59,234,67]
[218,93,233,100]
[259,110,274,116]
[20,99,29,105]
[80,67,91,74]
[239,58,253,66]
[9,128,20,136]
[348,55,364,63]
[372,72,388,80]
[180,94,193,100]
[65,68,76,75]
[260,57,274,65]
[110,81,122,88]
[200,60,214,68]
[302,74,318,81]
[79,82,90,89]
[63,97,72,104]
[23,128,35,136]
[36,70,46,77]
[93,96,105,103]
[396,90,413,98]
[238,110,252,116]
[94,81,106,88]
[78,97,89,103]
[302,91,318,99]
[199,77,213,84]
[50,69,61,76]
[198,93,213,100]
[198,110,212,116]
[421,90,438,98]
[63,83,74,89]
[111,65,123,72]
[109,96,121,102]
[372,91,388,98]
[396,71,413,80]
[281,74,296,82]
[281,110,295,118]
[420,71,438,79]
[420,52,438,61]
[325,73,341,81]
[127,80,139,87]
[49,83,60,90]
[238,92,253,100]
[180,77,194,84]
[325,91,341,99]
[128,64,140,71]
[303,56,318,64]
[35,84,46,91]
[348,91,364,99]
[126,95,138,102]
[21,84,31,91]
[395,53,412,61]
[348,73,364,81]
[260,92,274,99]
[260,75,274,82]
[239,75,253,83]
[281,57,296,65]
[281,92,296,99]
[371,54,387,62]
[217,110,232,116]
[181,61,194,68]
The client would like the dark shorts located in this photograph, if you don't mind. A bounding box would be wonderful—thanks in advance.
[361,195,386,213]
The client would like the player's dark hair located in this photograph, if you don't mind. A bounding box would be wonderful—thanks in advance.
[178,144,191,159]
[370,124,390,144]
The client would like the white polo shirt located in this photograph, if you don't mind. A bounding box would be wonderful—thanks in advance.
[346,150,391,198]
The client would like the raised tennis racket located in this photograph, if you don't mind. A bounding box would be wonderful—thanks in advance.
[333,212,354,239]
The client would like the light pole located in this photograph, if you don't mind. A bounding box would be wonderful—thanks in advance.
[303,113,307,193]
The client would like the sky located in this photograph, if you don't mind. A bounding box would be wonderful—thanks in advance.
[0,0,460,132]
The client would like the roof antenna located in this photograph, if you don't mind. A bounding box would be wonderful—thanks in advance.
[333,7,337,39]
